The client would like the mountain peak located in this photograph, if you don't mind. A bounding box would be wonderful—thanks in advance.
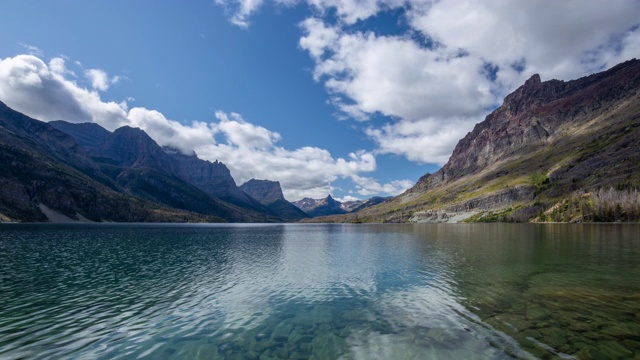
[240,179,285,204]
[525,73,541,86]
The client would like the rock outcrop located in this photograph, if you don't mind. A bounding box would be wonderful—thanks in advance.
[312,58,640,223]
[240,179,310,220]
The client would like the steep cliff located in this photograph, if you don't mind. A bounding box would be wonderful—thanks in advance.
[167,151,273,215]
[50,121,282,221]
[0,108,282,222]
[0,102,223,222]
[315,59,640,223]
[240,179,310,220]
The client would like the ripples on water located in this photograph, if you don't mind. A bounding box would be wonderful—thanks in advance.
[0,223,638,359]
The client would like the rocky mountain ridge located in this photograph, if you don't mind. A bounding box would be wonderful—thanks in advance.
[311,58,640,223]
[240,179,309,221]
[49,121,277,220]
[0,104,285,222]
[293,195,346,217]
[0,102,224,222]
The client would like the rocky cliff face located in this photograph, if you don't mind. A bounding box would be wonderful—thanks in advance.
[317,58,640,223]
[0,102,223,222]
[49,121,111,151]
[240,179,285,204]
[240,179,310,220]
[50,120,279,220]
[1,113,282,222]
[166,150,272,213]
[419,59,640,191]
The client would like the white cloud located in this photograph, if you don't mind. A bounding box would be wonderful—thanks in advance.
[350,175,413,196]
[294,1,640,166]
[85,69,111,91]
[0,55,128,128]
[195,112,378,200]
[216,0,640,165]
[306,0,405,25]
[365,116,479,165]
[127,108,218,154]
[216,0,406,27]
[19,43,44,57]
[215,0,266,28]
[407,0,640,81]
[299,19,497,164]
[0,53,395,201]
[336,195,361,202]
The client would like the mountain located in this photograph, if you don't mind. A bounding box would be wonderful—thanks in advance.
[293,195,347,217]
[240,179,310,221]
[0,104,281,223]
[341,196,391,213]
[293,195,390,218]
[47,121,279,222]
[0,101,223,223]
[312,59,640,223]
[164,149,274,214]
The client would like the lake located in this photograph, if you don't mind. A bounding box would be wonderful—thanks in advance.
[0,223,638,359]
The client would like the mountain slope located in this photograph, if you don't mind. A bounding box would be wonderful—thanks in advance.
[315,59,640,223]
[240,179,310,220]
[0,101,223,222]
[49,121,279,222]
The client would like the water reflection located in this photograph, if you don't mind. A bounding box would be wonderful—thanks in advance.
[0,223,638,359]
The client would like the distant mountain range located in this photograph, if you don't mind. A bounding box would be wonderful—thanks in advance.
[309,59,640,223]
[0,103,303,223]
[292,195,390,217]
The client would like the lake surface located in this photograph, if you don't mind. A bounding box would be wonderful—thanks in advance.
[0,224,638,359]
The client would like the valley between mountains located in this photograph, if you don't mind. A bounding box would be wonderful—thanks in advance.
[1,59,639,223]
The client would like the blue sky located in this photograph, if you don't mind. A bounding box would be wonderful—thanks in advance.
[1,1,639,201]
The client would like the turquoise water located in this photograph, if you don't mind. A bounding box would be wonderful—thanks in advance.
[0,224,638,359]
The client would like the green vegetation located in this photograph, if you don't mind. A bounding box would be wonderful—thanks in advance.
[538,188,640,222]
[530,173,550,193]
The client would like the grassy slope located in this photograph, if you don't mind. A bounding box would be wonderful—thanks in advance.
[0,137,225,223]
[308,90,640,223]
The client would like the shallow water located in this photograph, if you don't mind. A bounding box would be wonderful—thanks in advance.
[0,223,638,359]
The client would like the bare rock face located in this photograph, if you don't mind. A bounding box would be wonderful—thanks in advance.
[414,58,640,191]
[240,179,310,221]
[240,179,285,204]
[101,126,179,173]
[167,150,267,211]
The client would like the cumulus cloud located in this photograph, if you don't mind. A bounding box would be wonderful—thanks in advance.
[365,116,479,165]
[214,0,640,165]
[214,0,271,28]
[127,108,217,154]
[85,69,110,91]
[407,0,640,82]
[0,55,128,128]
[0,53,391,200]
[305,0,405,25]
[195,111,377,200]
[350,175,413,196]
[216,0,406,27]
[293,1,640,165]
